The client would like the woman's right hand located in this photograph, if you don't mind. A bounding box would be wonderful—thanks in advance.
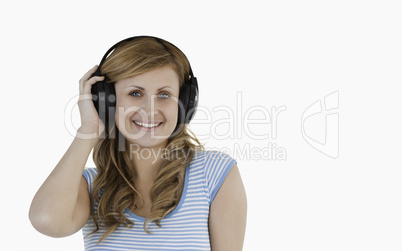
[77,65,105,139]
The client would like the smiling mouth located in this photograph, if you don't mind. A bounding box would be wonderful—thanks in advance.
[133,120,162,128]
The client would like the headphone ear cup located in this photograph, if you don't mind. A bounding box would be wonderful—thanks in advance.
[177,77,198,126]
[91,78,116,136]
[177,82,190,125]
[104,81,116,136]
[186,77,198,123]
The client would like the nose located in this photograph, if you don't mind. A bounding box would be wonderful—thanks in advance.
[138,94,159,119]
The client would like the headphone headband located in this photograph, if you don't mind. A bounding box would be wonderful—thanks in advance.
[95,35,196,81]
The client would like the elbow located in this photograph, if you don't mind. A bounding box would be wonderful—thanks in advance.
[29,208,68,238]
[29,210,55,237]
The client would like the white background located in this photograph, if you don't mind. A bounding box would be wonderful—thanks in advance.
[1,1,401,250]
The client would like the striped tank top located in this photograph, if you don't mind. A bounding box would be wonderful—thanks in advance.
[82,150,236,250]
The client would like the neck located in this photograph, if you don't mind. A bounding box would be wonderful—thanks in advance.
[129,143,167,185]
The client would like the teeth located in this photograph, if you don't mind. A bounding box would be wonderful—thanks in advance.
[134,121,161,128]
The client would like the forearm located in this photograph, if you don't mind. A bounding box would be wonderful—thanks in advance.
[29,129,97,233]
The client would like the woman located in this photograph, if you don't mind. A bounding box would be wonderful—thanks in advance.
[29,36,247,250]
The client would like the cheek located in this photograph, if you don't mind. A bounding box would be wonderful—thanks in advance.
[163,101,178,122]
[159,102,178,126]
[114,98,139,127]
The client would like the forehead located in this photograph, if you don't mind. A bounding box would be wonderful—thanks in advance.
[115,65,180,91]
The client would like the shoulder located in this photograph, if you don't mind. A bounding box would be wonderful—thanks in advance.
[83,167,98,180]
[191,150,236,166]
[82,168,98,194]
[190,150,237,203]
[190,150,237,176]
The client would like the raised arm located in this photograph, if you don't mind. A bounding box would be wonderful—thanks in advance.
[29,136,94,237]
[29,66,105,237]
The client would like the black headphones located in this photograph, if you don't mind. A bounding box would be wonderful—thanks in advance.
[90,36,199,136]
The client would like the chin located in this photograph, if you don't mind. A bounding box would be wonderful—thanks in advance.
[116,119,176,149]
[125,130,173,150]
[129,138,169,149]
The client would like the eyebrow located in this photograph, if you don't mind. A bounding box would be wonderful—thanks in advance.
[126,85,175,92]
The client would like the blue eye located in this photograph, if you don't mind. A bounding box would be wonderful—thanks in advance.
[158,93,170,99]
[129,91,141,97]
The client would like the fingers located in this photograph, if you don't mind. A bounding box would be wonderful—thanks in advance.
[83,75,105,93]
[80,65,99,84]
[79,65,105,94]
[76,65,107,136]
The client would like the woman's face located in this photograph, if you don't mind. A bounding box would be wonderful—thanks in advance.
[114,65,180,149]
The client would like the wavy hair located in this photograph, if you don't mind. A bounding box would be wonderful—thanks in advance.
[87,37,203,242]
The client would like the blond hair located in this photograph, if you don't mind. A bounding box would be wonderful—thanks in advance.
[88,37,202,242]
